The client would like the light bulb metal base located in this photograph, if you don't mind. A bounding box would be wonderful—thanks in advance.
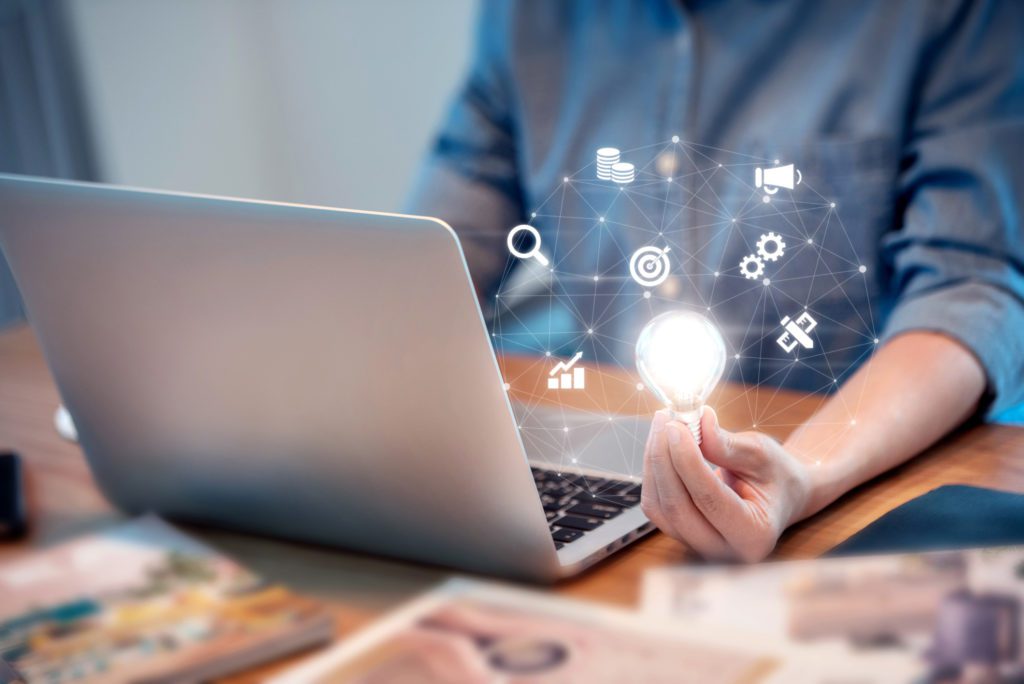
[669,407,704,445]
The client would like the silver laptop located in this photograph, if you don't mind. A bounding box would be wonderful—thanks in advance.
[0,174,654,581]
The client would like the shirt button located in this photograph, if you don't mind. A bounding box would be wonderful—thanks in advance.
[657,152,678,177]
[659,276,681,299]
[675,34,691,52]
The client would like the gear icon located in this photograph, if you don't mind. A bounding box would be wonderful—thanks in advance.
[739,254,765,280]
[756,232,786,262]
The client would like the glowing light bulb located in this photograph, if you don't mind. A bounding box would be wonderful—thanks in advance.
[635,310,726,444]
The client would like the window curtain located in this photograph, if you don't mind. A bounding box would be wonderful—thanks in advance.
[0,0,97,327]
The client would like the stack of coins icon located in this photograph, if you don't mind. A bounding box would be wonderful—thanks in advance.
[595,148,620,180]
[611,162,636,184]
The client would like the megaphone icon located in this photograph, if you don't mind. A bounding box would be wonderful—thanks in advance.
[755,163,802,195]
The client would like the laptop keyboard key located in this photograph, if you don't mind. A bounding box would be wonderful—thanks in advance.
[566,502,622,519]
[595,494,641,508]
[551,528,583,544]
[551,515,604,531]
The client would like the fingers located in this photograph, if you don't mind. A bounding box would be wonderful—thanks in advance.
[641,410,669,517]
[664,419,748,538]
[642,410,733,559]
[699,407,764,476]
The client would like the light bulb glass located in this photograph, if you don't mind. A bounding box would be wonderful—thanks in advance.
[635,310,726,444]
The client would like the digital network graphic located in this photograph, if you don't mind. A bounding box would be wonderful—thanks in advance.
[494,138,878,480]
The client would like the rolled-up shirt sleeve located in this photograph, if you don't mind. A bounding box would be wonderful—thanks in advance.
[403,0,522,303]
[880,0,1024,417]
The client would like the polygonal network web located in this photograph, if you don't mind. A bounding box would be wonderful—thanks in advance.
[491,137,878,480]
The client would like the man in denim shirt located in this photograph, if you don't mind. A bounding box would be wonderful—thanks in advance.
[406,1,1023,561]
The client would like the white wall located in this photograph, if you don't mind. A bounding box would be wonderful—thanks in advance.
[66,0,475,211]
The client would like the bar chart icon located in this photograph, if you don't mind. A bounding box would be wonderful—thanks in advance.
[547,352,585,390]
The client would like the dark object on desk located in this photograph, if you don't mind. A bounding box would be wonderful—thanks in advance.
[831,484,1024,556]
[0,451,26,540]
[0,660,25,684]
[927,591,1021,677]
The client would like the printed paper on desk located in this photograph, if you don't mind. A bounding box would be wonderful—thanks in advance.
[270,578,833,684]
[642,547,1024,683]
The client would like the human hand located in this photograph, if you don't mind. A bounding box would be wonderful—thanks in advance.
[640,408,814,562]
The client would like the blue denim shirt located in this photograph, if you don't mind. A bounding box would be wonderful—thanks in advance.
[406,0,1024,417]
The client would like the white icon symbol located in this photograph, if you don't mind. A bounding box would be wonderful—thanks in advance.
[755,163,802,195]
[739,254,765,280]
[756,232,786,261]
[777,311,818,353]
[629,245,672,288]
[507,224,550,267]
[596,148,636,184]
[611,162,635,184]
[739,232,787,279]
[596,147,620,180]
[548,351,585,390]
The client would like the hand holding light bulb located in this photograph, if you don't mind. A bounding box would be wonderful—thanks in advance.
[635,310,726,444]
[635,310,815,562]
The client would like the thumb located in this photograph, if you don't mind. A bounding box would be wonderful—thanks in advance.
[699,407,758,474]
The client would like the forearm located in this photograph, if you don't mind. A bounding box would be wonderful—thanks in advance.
[783,331,986,521]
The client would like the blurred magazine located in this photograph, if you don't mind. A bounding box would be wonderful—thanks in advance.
[0,516,333,683]
[270,578,843,684]
[642,547,1024,683]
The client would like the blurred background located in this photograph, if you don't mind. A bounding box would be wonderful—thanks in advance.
[0,0,475,327]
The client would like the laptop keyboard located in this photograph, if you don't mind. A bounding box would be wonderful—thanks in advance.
[531,467,642,550]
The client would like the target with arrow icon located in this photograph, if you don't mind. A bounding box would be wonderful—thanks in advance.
[629,245,672,288]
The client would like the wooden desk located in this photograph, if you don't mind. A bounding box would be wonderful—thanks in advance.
[2,323,1023,680]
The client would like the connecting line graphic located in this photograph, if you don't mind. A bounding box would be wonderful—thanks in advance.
[549,351,583,375]
[492,136,879,477]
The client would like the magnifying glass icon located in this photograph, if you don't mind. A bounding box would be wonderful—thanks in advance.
[507,224,550,267]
